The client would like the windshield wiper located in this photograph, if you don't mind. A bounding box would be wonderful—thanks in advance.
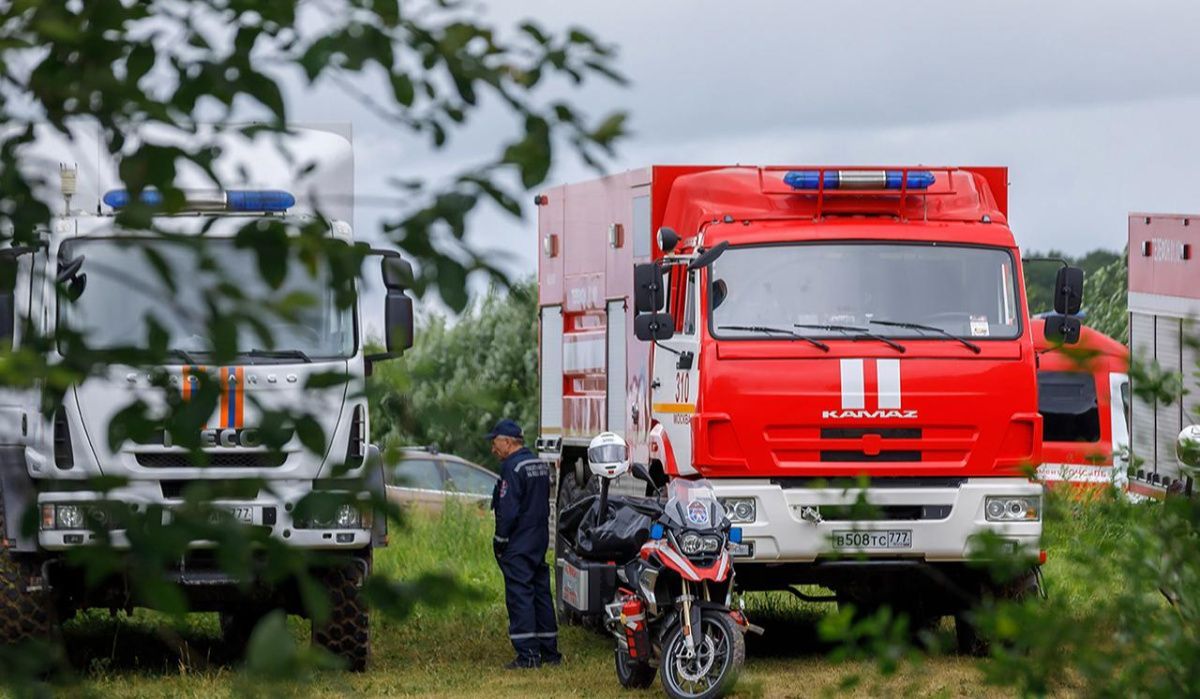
[719,325,830,352]
[244,349,313,363]
[869,320,982,354]
[793,324,906,353]
[166,348,204,365]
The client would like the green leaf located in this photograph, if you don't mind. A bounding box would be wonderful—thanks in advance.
[295,414,327,456]
[390,72,415,107]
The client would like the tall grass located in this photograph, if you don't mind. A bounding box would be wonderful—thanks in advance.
[71,491,1155,697]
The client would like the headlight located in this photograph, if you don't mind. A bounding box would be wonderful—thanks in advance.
[984,496,1040,522]
[56,505,84,530]
[721,497,756,524]
[680,532,703,555]
[335,504,361,529]
[701,535,722,553]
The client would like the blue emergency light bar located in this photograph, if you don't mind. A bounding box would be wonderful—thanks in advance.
[783,170,936,191]
[102,190,163,208]
[102,189,296,212]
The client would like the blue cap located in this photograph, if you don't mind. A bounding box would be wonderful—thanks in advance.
[486,419,523,440]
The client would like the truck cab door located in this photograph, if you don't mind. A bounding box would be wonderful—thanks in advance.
[650,265,700,475]
[1111,371,1131,488]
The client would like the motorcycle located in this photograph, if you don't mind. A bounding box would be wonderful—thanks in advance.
[557,432,752,699]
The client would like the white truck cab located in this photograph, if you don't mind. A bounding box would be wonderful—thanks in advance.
[0,182,414,670]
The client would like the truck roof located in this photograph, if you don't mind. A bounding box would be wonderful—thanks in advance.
[651,166,1010,249]
[65,213,350,241]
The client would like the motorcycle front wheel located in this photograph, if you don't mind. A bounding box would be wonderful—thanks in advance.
[659,610,745,699]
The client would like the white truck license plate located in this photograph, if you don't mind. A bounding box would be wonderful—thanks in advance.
[832,529,912,549]
[211,507,254,524]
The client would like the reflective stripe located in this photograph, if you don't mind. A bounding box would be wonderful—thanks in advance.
[509,632,537,639]
[877,359,901,409]
[514,458,548,475]
[535,632,558,638]
[494,536,509,542]
[840,359,865,409]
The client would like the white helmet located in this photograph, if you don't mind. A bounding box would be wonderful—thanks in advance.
[587,432,630,480]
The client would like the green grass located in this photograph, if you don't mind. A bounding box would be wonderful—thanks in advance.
[29,492,1145,698]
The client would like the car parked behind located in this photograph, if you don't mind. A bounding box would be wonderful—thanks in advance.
[385,447,498,510]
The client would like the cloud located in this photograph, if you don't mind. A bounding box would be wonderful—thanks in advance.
[281,0,1200,311]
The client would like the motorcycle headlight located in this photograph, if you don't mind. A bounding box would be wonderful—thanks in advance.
[701,535,722,553]
[984,496,1040,522]
[721,497,756,524]
[680,532,704,555]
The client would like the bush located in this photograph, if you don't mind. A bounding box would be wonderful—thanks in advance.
[370,280,539,469]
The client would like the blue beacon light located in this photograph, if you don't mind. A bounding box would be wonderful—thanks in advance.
[783,170,936,191]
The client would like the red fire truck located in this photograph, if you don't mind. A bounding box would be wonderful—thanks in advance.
[1033,323,1130,493]
[536,166,1083,643]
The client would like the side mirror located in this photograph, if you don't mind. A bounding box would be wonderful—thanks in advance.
[634,263,664,313]
[382,256,414,291]
[688,240,730,271]
[634,312,675,342]
[1043,314,1082,345]
[384,292,414,353]
[1177,425,1200,468]
[711,279,727,311]
[630,463,653,484]
[1053,266,1084,315]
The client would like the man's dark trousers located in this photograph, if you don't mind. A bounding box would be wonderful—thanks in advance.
[493,447,559,660]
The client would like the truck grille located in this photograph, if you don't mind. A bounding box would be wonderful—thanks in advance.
[820,450,921,462]
[136,452,288,469]
[763,424,975,467]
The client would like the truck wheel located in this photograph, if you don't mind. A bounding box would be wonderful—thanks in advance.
[955,568,1040,656]
[220,607,268,661]
[0,487,56,649]
[0,552,55,647]
[312,562,370,672]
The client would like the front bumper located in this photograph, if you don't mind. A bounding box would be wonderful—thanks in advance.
[37,480,372,551]
[715,477,1041,563]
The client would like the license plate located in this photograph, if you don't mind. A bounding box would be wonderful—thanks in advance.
[832,529,912,550]
[209,506,254,524]
[729,542,755,558]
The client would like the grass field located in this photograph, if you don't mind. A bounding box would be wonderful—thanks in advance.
[35,492,1135,698]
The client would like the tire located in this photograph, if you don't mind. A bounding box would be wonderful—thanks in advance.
[312,560,370,672]
[659,611,745,699]
[0,485,56,649]
[955,568,1040,657]
[615,647,656,689]
[220,607,269,661]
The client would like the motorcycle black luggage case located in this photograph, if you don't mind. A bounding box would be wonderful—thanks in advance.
[555,546,617,615]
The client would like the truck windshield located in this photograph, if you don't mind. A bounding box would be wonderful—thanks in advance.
[709,243,1021,340]
[58,238,355,359]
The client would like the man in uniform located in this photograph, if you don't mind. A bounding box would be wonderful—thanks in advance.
[488,418,561,669]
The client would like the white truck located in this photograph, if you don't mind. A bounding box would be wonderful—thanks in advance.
[0,172,413,670]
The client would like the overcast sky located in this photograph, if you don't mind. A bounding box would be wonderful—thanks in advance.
[284,0,1200,305]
